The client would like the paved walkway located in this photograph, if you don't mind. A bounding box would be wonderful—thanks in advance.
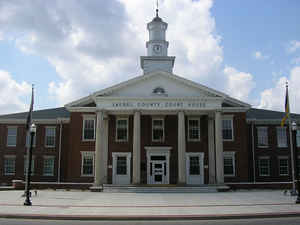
[0,190,300,220]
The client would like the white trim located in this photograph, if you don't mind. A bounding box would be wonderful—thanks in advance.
[80,151,95,177]
[152,117,164,142]
[186,152,204,184]
[43,156,55,176]
[7,126,17,147]
[223,151,236,177]
[45,126,56,148]
[112,152,131,184]
[256,126,269,148]
[4,155,16,176]
[146,147,171,184]
[278,156,289,176]
[115,117,129,142]
[0,118,70,124]
[258,156,270,177]
[222,117,234,141]
[82,117,96,141]
[187,117,201,142]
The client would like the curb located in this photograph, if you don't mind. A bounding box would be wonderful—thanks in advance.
[1,212,300,221]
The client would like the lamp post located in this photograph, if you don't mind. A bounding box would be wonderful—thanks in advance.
[24,123,36,206]
[291,121,300,204]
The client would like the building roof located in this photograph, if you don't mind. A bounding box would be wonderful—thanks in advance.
[247,108,300,121]
[0,107,69,120]
[0,106,299,123]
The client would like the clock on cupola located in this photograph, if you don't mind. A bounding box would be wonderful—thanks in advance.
[140,8,175,74]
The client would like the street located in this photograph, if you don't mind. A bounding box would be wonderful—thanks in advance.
[1,217,300,225]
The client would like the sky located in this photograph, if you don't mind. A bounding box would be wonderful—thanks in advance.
[0,0,300,115]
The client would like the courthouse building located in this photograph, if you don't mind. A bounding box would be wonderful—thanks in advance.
[1,12,300,188]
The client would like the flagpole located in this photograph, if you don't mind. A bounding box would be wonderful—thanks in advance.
[286,82,296,194]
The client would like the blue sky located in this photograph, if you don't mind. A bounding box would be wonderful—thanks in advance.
[0,0,299,114]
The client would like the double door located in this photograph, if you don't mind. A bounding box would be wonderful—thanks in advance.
[150,160,167,184]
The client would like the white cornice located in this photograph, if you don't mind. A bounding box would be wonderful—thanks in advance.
[66,107,97,112]
[247,119,300,125]
[0,118,70,124]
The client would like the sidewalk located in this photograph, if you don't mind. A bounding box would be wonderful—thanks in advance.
[0,190,300,220]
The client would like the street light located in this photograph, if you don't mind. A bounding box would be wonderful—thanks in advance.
[291,121,300,204]
[24,123,36,206]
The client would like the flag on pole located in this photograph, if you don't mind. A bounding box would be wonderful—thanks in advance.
[26,85,34,131]
[281,82,289,127]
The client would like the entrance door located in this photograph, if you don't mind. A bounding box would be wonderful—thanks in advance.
[151,161,166,184]
[186,153,204,185]
[112,152,131,185]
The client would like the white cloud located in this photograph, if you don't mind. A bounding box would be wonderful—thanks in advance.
[0,0,254,107]
[0,70,31,114]
[258,66,300,113]
[287,40,300,53]
[253,51,269,60]
[291,57,300,65]
[223,66,255,101]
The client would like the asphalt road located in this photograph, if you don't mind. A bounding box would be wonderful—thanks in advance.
[1,217,300,225]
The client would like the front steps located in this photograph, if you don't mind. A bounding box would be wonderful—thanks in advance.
[101,184,230,193]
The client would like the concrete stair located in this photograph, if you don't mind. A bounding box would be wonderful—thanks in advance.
[102,184,230,193]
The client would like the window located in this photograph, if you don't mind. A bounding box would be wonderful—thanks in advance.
[43,156,55,176]
[116,156,127,175]
[152,118,164,142]
[188,118,200,141]
[278,157,289,176]
[223,152,236,176]
[258,157,270,176]
[25,131,36,148]
[83,118,95,140]
[222,118,233,141]
[277,127,287,147]
[4,156,15,175]
[189,156,200,175]
[116,118,128,141]
[81,152,94,176]
[7,127,17,147]
[296,130,300,147]
[257,127,268,147]
[45,127,56,147]
[24,156,35,175]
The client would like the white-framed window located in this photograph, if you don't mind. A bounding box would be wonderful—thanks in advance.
[258,157,270,176]
[222,117,234,141]
[4,155,16,175]
[45,127,56,147]
[276,127,287,148]
[25,131,36,148]
[81,151,94,176]
[24,156,35,176]
[257,127,268,147]
[7,127,17,147]
[188,118,200,141]
[278,156,289,176]
[43,156,55,176]
[152,118,164,142]
[116,118,128,142]
[296,130,300,147]
[223,151,236,176]
[82,116,95,141]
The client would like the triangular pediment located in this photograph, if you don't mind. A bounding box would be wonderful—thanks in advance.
[65,71,250,109]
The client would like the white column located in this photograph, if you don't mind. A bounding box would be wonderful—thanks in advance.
[208,115,216,184]
[178,111,186,184]
[132,111,141,184]
[215,111,224,184]
[94,110,108,186]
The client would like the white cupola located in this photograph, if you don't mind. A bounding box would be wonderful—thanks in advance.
[140,9,175,74]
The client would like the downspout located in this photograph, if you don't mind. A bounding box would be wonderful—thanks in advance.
[251,121,256,183]
[57,119,63,183]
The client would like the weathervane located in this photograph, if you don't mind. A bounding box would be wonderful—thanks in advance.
[156,0,159,17]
